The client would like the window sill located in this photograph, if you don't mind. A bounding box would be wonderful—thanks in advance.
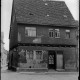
[55,37,60,38]
[25,36,36,38]
[49,37,54,38]
[65,38,71,39]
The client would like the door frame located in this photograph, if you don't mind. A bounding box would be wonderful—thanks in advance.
[56,50,64,70]
[48,50,56,70]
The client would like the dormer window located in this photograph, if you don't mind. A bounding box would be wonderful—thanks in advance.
[63,15,67,18]
[47,14,49,17]
[29,13,33,15]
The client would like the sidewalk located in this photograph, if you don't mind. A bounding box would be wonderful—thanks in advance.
[18,69,79,75]
[1,67,79,75]
[1,66,7,70]
[1,66,10,73]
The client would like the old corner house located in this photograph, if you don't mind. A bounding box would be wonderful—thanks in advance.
[8,0,79,71]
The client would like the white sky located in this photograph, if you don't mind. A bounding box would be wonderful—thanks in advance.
[1,0,79,51]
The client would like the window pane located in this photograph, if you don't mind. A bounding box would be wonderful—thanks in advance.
[52,32,53,37]
[49,29,54,37]
[25,27,36,37]
[66,32,70,39]
[25,29,28,36]
[55,29,60,38]
[36,51,42,59]
[27,51,33,59]
[65,30,70,39]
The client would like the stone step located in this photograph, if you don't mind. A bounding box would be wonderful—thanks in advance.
[17,68,48,72]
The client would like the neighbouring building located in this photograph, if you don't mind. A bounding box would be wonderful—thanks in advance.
[1,32,8,67]
[8,0,78,71]
[75,21,79,71]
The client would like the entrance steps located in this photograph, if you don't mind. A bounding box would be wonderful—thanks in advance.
[17,68,78,75]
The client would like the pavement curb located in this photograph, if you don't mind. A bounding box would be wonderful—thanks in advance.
[19,71,79,75]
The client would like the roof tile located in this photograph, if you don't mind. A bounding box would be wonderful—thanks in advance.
[13,0,77,26]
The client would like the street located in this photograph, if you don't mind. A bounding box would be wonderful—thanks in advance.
[1,70,78,80]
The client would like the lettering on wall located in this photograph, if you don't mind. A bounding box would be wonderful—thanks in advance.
[33,38,41,43]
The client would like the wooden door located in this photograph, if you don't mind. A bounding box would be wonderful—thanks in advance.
[57,53,63,69]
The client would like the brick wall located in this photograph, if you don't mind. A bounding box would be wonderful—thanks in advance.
[18,25,77,45]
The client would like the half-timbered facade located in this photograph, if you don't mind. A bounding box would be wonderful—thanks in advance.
[9,0,78,71]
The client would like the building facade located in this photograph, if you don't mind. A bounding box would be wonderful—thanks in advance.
[8,0,78,71]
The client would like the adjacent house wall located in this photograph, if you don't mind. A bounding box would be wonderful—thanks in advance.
[9,2,18,50]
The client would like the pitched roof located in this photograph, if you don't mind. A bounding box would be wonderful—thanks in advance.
[13,0,77,26]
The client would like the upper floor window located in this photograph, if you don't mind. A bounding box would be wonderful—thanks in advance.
[65,30,70,39]
[49,29,54,38]
[25,27,36,37]
[18,32,21,42]
[55,29,60,38]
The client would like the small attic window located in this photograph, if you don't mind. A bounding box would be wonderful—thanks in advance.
[47,14,49,17]
[29,13,34,15]
[63,15,67,18]
[45,3,48,5]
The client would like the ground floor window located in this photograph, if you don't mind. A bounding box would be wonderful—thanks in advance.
[26,51,33,59]
[49,55,54,64]
[26,50,43,60]
[35,51,43,60]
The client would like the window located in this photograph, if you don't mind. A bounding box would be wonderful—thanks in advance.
[49,29,54,38]
[18,32,21,42]
[65,30,70,39]
[25,27,36,37]
[29,51,33,59]
[36,51,43,60]
[55,29,60,38]
[49,55,54,64]
[27,51,33,59]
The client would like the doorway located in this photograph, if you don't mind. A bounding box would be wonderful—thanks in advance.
[48,51,56,69]
[56,51,63,69]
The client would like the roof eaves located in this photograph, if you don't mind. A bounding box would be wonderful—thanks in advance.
[17,21,77,28]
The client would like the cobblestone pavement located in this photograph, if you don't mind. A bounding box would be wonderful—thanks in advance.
[1,70,79,80]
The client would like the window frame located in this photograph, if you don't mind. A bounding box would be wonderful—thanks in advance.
[25,27,36,37]
[34,50,43,60]
[26,51,34,59]
[49,29,54,38]
[18,32,21,42]
[55,29,60,38]
[65,30,70,39]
